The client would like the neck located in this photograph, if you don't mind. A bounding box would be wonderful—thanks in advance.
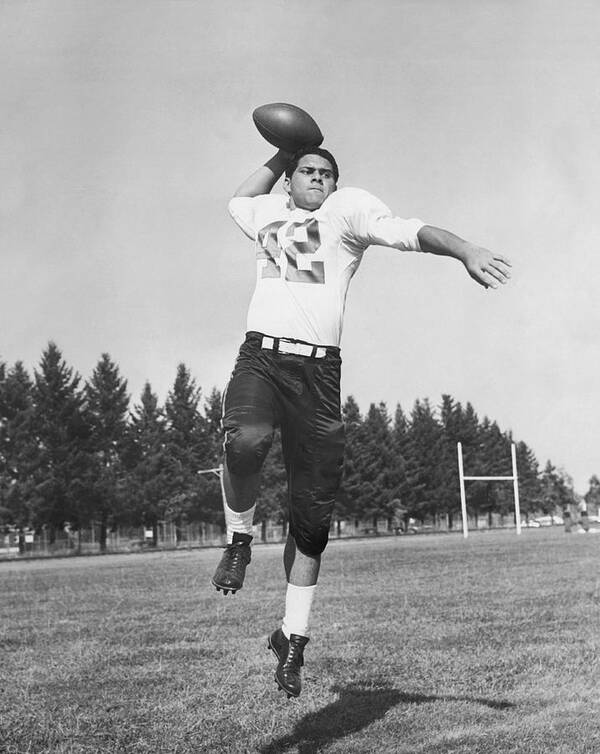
[287,197,313,212]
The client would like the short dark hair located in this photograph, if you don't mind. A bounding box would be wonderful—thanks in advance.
[285,146,339,182]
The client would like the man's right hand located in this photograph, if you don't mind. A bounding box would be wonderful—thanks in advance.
[232,150,293,198]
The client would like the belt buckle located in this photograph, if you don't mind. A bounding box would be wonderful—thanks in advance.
[262,337,326,358]
[285,341,300,356]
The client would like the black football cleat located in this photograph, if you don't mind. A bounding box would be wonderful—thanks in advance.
[211,533,252,594]
[268,628,309,699]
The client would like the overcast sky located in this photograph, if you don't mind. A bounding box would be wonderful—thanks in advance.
[2,1,599,493]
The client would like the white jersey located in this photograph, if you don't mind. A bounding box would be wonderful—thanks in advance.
[228,187,425,346]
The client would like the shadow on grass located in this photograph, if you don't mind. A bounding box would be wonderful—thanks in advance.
[259,681,514,754]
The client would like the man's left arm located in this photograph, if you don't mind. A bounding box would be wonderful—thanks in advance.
[417,225,512,289]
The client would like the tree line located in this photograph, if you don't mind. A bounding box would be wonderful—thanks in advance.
[1,343,598,549]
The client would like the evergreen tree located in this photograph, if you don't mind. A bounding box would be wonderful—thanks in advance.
[438,394,465,528]
[0,359,7,524]
[389,403,416,530]
[163,364,208,538]
[203,387,223,465]
[85,354,130,551]
[32,343,91,542]
[198,387,226,527]
[125,382,170,544]
[354,402,399,530]
[454,401,489,524]
[408,398,445,521]
[514,439,542,517]
[458,402,482,470]
[0,362,37,539]
[475,418,513,525]
[338,395,363,527]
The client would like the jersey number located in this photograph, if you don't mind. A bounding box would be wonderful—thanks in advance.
[257,218,324,284]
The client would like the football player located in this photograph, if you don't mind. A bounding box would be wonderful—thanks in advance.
[212,145,511,698]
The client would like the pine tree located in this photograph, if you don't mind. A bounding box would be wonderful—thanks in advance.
[388,403,415,530]
[338,395,363,528]
[474,417,513,525]
[85,354,130,551]
[125,382,170,544]
[163,364,208,539]
[32,343,91,543]
[453,401,488,525]
[198,387,226,527]
[203,387,223,464]
[514,439,542,517]
[438,394,465,528]
[0,359,7,526]
[408,398,445,522]
[0,362,37,542]
[357,402,399,530]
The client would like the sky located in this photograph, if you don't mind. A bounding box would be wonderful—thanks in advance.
[1,0,599,494]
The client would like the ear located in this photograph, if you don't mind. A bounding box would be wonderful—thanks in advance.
[283,175,291,195]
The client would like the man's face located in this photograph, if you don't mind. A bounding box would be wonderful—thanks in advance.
[284,154,337,211]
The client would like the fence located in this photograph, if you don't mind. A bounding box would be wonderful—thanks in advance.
[0,512,534,561]
[1,522,226,559]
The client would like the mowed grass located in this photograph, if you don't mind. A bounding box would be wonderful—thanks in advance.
[2,529,600,754]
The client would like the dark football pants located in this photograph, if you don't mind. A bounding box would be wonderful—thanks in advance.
[222,331,345,557]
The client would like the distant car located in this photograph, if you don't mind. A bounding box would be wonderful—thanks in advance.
[521,519,541,528]
[401,523,420,535]
[399,521,434,535]
[533,515,563,526]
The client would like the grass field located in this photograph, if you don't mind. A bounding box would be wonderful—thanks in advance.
[2,529,600,753]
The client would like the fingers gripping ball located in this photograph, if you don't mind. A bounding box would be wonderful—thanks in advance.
[252,103,324,153]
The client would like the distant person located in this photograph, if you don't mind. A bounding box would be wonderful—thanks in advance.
[211,144,512,697]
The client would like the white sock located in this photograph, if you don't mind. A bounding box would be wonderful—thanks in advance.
[220,471,255,542]
[282,584,316,639]
[223,500,255,543]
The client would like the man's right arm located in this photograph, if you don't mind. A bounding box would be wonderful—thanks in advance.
[233,150,292,198]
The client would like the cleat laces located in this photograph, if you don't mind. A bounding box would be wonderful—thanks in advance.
[211,537,251,594]
[224,541,249,567]
[283,641,305,670]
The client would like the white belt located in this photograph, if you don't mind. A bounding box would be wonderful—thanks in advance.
[261,336,327,359]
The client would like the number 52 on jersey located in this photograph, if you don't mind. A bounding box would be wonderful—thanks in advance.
[257,218,325,285]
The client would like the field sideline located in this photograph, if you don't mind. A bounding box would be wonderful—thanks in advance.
[2,529,600,753]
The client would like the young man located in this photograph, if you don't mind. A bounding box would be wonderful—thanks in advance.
[212,145,511,698]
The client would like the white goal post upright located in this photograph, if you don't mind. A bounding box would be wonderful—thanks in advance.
[197,464,226,507]
[457,442,521,539]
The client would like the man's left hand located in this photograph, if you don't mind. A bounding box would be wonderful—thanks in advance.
[463,246,512,289]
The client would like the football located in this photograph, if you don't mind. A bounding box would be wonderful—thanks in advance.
[252,103,324,153]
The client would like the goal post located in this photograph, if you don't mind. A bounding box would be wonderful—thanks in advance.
[197,464,225,507]
[457,442,521,538]
[197,465,223,479]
